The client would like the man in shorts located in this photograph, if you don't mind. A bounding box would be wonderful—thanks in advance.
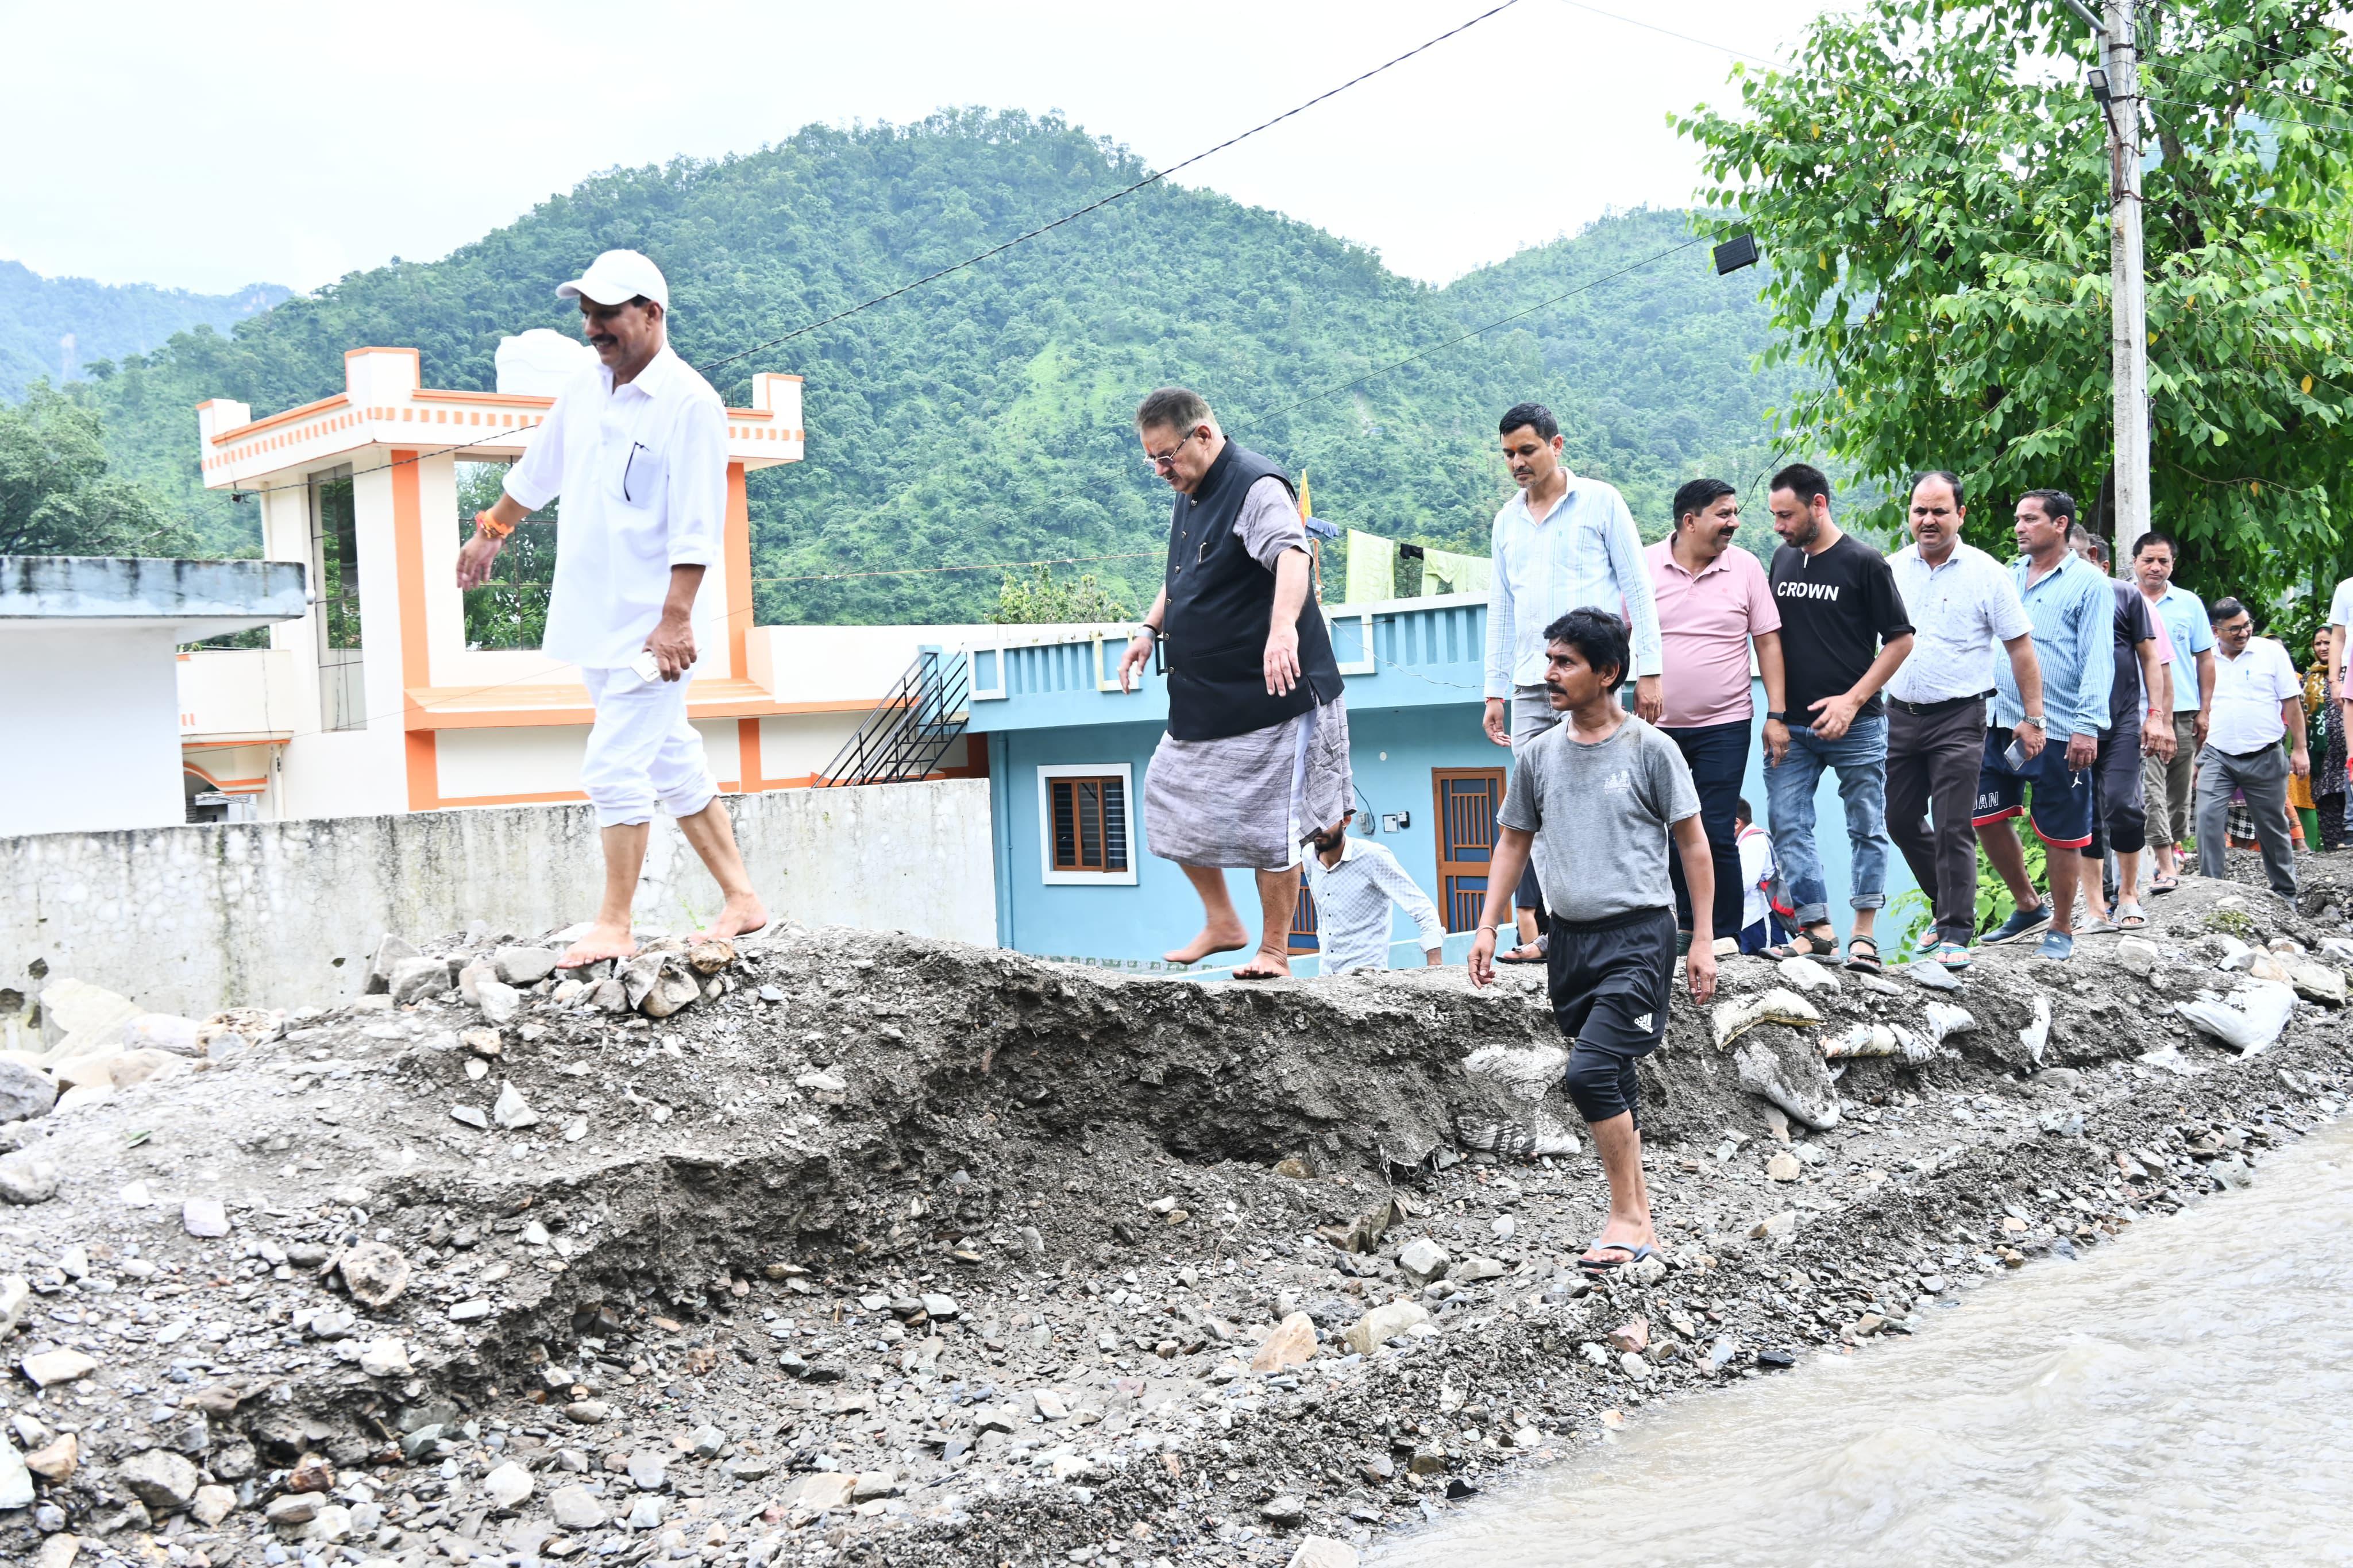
[1973,489,2112,960]
[1468,608,1716,1272]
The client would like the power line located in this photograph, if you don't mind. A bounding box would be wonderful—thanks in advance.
[1553,0,1781,68]
[699,0,1528,379]
[221,0,1530,507]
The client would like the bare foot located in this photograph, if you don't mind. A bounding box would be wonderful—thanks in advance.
[1230,947,1293,981]
[558,922,637,969]
[704,894,769,940]
[1164,923,1250,965]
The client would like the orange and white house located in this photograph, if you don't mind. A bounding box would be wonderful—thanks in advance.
[182,344,985,822]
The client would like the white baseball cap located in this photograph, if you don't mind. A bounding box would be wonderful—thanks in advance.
[556,249,670,310]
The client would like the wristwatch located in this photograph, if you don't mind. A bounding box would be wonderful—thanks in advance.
[2020,713,2047,727]
[1764,710,1787,723]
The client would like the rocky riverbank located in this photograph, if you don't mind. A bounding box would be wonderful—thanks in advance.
[1,864,2348,1568]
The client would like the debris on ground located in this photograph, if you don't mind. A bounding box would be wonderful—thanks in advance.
[0,861,2347,1566]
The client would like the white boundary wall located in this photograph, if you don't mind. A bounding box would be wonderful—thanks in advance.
[1,781,993,1018]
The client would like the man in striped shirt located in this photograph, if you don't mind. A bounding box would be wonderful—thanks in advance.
[1305,813,1446,975]
[1481,401,1664,959]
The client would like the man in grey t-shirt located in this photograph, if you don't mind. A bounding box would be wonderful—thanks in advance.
[1470,608,1715,1274]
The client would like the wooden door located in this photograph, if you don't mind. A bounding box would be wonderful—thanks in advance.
[1431,767,1508,933]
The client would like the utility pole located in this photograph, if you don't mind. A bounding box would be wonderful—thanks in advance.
[2078,0,2151,570]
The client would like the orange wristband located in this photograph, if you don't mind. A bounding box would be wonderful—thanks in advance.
[475,508,515,540]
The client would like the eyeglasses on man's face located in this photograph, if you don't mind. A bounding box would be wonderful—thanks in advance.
[1143,429,1199,472]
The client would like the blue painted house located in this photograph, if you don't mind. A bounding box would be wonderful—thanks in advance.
[956,593,1916,975]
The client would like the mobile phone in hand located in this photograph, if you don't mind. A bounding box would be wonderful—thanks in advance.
[631,650,663,682]
[2003,735,2028,770]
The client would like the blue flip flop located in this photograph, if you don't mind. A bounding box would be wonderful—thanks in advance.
[1579,1239,1657,1272]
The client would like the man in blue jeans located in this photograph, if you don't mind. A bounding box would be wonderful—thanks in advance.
[1761,464,1915,972]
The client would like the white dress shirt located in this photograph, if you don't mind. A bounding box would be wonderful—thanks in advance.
[504,344,728,670]
[2207,636,2302,755]
[1483,470,1662,697]
[1883,540,2032,705]
[1306,837,1446,975]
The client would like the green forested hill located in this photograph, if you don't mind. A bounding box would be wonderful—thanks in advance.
[72,110,1797,623]
[0,262,287,402]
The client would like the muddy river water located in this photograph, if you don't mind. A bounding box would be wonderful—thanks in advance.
[1382,1114,2353,1568]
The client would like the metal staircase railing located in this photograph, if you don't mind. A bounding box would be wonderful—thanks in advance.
[813,648,972,787]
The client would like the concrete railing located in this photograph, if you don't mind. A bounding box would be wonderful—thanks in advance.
[1,779,994,1018]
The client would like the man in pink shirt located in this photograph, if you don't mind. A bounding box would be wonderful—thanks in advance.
[1647,478,1791,956]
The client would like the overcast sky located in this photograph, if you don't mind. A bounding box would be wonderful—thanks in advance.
[4,0,1827,297]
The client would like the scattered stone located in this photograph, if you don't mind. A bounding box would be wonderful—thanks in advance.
[264,1493,321,1527]
[1251,1311,1318,1372]
[780,1473,858,1512]
[0,1060,58,1125]
[2114,937,2160,976]
[494,946,564,986]
[357,1338,411,1378]
[493,1080,541,1129]
[1776,956,1840,992]
[1711,987,1822,1047]
[1907,958,1963,992]
[1285,1539,1360,1568]
[550,1486,607,1531]
[18,1349,96,1388]
[386,955,452,1005]
[1734,1032,1841,1130]
[340,1241,411,1308]
[188,1484,235,1526]
[562,1400,611,1424]
[483,1461,533,1508]
[1766,1151,1803,1182]
[1396,1237,1451,1283]
[624,1495,666,1531]
[477,980,523,1026]
[1261,1494,1308,1527]
[1454,1256,1506,1283]
[448,1299,491,1323]
[450,1103,490,1130]
[1606,1317,1649,1354]
[115,1449,200,1513]
[2288,962,2347,1006]
[22,1432,77,1482]
[687,938,738,975]
[0,1153,59,1206]
[626,1451,668,1491]
[850,1470,898,1501]
[30,1536,77,1568]
[286,1453,335,1492]
[1748,1211,1798,1243]
[1342,1300,1433,1355]
[0,1438,30,1511]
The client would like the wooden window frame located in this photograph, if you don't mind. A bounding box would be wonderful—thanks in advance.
[1036,763,1139,886]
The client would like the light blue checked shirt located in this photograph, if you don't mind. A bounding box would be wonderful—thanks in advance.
[1483,471,1662,699]
[1995,551,2114,741]
[1306,837,1446,975]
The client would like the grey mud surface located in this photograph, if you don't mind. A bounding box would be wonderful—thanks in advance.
[3,858,2350,1568]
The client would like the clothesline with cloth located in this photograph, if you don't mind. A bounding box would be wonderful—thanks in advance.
[1341,528,1489,604]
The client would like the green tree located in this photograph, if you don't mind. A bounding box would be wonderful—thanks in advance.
[0,384,188,556]
[453,461,559,649]
[1676,0,2353,601]
[987,563,1130,624]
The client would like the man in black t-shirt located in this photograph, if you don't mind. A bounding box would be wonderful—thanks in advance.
[2071,527,2171,930]
[1760,464,1915,972]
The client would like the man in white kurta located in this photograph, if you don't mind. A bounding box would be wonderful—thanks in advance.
[456,249,766,968]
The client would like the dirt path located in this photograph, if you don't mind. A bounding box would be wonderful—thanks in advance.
[1,863,2347,1568]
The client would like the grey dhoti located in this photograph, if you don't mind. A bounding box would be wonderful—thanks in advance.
[1144,696,1352,871]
